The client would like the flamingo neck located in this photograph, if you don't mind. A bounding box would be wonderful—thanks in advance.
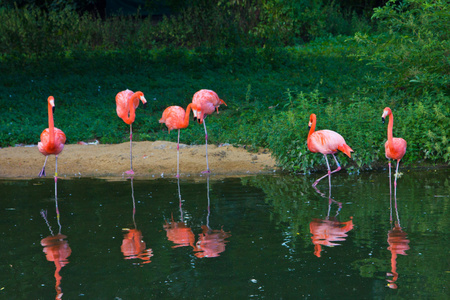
[48,101,55,145]
[308,116,316,139]
[123,93,138,124]
[181,104,192,128]
[387,112,394,147]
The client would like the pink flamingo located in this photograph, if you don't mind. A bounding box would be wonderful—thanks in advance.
[191,89,227,173]
[382,107,407,188]
[307,113,353,187]
[38,96,66,178]
[115,90,147,175]
[159,104,193,178]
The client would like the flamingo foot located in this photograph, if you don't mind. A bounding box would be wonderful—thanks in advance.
[125,170,135,175]
[201,169,211,174]
[39,167,46,177]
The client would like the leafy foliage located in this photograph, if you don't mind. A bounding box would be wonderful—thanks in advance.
[353,0,450,96]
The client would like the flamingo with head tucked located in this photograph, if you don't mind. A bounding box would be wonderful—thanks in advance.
[382,107,407,188]
[307,113,353,187]
[38,96,66,178]
[191,89,227,173]
[116,90,147,175]
[159,104,193,178]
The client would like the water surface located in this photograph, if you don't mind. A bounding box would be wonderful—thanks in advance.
[1,169,448,299]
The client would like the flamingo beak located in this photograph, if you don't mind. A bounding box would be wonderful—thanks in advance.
[52,106,55,114]
[140,96,147,108]
[382,117,385,124]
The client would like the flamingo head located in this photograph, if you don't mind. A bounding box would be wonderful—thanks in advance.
[191,102,203,124]
[136,91,147,108]
[48,96,55,113]
[381,107,392,124]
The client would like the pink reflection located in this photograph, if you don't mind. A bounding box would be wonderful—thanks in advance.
[194,225,231,258]
[121,178,153,264]
[310,185,354,257]
[310,217,354,257]
[41,234,71,299]
[40,179,71,299]
[121,228,153,264]
[164,177,196,249]
[386,174,410,289]
[194,176,231,258]
[164,216,196,249]
[386,224,410,289]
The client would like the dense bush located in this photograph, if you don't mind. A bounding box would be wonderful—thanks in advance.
[0,0,373,58]
[353,0,450,96]
[259,90,449,173]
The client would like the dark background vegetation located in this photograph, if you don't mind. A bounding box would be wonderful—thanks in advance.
[0,0,448,172]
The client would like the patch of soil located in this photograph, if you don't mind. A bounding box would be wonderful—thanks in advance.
[0,141,278,178]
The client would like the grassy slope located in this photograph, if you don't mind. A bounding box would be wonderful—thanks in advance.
[1,38,448,171]
[0,39,373,145]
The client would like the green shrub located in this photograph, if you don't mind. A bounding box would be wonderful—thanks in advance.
[353,0,450,96]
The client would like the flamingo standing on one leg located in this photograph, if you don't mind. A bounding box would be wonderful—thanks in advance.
[38,96,66,179]
[191,89,227,173]
[382,107,407,189]
[307,113,353,187]
[159,104,193,178]
[116,90,147,175]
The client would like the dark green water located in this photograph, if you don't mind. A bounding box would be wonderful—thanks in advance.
[1,169,448,299]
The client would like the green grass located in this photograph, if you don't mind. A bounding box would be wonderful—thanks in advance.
[0,38,373,145]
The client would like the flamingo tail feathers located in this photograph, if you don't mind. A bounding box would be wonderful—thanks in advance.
[338,144,353,158]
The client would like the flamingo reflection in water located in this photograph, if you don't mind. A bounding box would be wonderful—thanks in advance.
[40,179,71,300]
[163,177,196,249]
[121,178,153,264]
[386,171,410,289]
[194,175,231,258]
[310,184,354,258]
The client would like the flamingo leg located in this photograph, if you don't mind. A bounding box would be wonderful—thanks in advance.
[394,159,401,189]
[39,156,49,177]
[389,160,393,223]
[55,155,58,181]
[201,119,211,174]
[176,129,180,178]
[312,154,332,187]
[125,124,134,175]
[330,153,342,175]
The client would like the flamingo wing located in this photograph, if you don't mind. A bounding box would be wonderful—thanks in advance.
[192,89,221,119]
[159,106,186,131]
[115,90,134,119]
[308,130,352,156]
